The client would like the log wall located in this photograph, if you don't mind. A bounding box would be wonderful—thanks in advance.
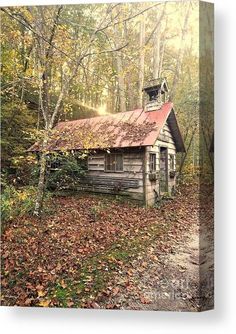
[79,148,145,201]
[77,121,177,206]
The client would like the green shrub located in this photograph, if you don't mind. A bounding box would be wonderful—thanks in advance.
[1,185,50,222]
[46,154,87,191]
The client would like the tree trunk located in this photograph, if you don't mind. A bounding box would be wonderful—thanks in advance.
[124,22,134,110]
[33,146,48,216]
[158,18,168,78]
[138,13,146,108]
[115,51,126,113]
[170,2,191,100]
[113,22,126,113]
[152,5,167,80]
[153,23,161,79]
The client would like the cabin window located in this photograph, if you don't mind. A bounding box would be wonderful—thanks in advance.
[169,154,175,170]
[149,153,156,172]
[105,153,123,172]
[49,158,61,170]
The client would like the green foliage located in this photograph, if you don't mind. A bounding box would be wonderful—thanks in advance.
[1,185,51,223]
[5,155,39,187]
[1,13,38,169]
[0,100,36,169]
[46,154,87,191]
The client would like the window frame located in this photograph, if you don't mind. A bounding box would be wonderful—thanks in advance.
[149,153,157,172]
[105,153,124,172]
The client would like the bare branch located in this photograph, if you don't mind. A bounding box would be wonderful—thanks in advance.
[82,42,129,58]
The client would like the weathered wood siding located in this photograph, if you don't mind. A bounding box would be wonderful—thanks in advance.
[79,148,145,201]
[144,121,177,206]
[158,122,177,195]
[76,121,177,206]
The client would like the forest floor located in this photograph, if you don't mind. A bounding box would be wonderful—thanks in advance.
[1,181,214,311]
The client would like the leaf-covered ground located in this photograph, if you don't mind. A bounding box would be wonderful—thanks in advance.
[1,182,214,310]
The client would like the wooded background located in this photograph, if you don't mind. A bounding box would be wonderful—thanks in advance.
[1,1,214,182]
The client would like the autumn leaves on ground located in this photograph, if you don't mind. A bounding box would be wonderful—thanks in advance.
[1,182,213,310]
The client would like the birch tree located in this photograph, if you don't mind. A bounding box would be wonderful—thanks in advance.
[153,21,161,79]
[33,6,68,215]
[30,4,129,215]
[152,4,166,79]
[138,13,146,108]
[170,2,191,100]
[113,21,126,112]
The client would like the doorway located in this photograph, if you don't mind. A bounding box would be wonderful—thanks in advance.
[160,147,168,194]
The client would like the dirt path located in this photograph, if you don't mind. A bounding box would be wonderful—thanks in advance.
[99,187,214,312]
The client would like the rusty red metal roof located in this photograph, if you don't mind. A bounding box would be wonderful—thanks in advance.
[29,102,185,152]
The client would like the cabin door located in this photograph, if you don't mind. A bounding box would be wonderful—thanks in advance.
[160,147,168,194]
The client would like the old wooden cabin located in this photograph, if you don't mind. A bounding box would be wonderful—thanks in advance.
[29,79,185,206]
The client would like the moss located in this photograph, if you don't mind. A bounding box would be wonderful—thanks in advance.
[54,285,69,307]
[47,220,166,307]
[8,279,17,288]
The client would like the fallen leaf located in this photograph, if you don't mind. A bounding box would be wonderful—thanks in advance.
[112,287,120,296]
[38,290,47,297]
[38,299,51,307]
